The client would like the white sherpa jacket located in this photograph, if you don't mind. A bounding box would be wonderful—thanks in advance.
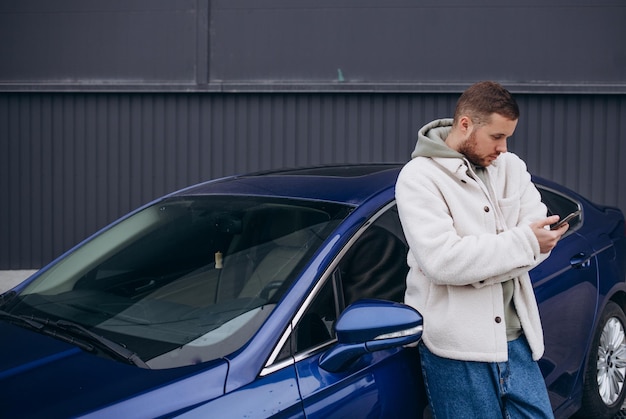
[395,124,549,363]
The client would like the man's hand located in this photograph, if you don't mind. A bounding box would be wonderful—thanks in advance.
[531,215,568,253]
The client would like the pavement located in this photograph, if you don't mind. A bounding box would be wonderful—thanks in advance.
[0,270,39,292]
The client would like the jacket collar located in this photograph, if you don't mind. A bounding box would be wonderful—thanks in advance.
[431,154,502,178]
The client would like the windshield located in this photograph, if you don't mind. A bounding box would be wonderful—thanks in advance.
[4,196,350,369]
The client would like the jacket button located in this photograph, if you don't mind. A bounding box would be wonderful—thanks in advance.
[484,206,490,212]
[495,316,502,323]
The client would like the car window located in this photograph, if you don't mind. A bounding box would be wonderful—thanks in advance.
[338,205,408,307]
[538,186,582,232]
[272,278,338,364]
[7,196,351,369]
[294,279,338,353]
[286,204,409,358]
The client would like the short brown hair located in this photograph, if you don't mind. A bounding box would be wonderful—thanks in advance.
[453,81,520,126]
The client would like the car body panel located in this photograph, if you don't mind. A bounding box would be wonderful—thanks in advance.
[532,232,598,409]
[147,364,305,419]
[298,348,425,418]
[0,322,229,418]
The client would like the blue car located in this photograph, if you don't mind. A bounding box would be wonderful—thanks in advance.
[1,165,625,418]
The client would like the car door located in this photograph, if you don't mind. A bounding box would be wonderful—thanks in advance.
[288,205,428,418]
[533,187,599,409]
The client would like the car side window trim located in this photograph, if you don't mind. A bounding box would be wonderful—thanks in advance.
[260,201,397,376]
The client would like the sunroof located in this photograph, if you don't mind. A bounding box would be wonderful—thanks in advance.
[267,164,401,178]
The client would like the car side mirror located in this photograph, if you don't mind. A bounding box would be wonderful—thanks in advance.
[319,299,423,372]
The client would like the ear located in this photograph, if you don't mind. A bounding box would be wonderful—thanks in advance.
[458,116,473,135]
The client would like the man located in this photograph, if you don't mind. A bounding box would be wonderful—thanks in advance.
[395,81,568,418]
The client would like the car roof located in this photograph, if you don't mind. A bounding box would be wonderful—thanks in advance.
[173,164,404,206]
[170,162,575,211]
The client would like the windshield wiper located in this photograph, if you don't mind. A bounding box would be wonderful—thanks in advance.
[52,319,150,369]
[0,309,95,352]
[0,310,149,368]
[0,309,46,330]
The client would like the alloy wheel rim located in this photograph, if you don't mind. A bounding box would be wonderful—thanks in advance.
[597,317,626,405]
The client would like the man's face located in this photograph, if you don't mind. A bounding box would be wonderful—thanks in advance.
[458,113,518,167]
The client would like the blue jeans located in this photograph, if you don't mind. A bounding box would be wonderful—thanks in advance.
[419,336,554,419]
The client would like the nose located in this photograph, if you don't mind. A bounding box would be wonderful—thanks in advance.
[496,139,507,153]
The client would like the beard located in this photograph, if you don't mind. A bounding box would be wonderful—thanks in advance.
[457,131,496,167]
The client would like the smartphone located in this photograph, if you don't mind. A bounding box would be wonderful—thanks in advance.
[550,209,581,230]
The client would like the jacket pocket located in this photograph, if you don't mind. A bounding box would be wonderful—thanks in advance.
[498,195,521,228]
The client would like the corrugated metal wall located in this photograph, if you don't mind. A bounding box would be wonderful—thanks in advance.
[1,92,625,268]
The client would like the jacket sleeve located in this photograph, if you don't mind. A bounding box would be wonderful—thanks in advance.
[396,158,546,287]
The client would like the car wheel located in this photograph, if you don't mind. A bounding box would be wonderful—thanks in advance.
[576,301,626,418]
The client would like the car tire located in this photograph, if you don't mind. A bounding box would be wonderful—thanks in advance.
[576,301,626,419]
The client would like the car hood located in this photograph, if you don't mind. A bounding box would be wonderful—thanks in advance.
[0,321,228,418]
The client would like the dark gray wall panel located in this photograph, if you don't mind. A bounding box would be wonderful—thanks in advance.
[209,0,626,90]
[1,92,624,269]
[0,0,199,84]
[1,1,624,92]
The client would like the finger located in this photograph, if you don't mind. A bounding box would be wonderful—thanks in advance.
[539,215,560,228]
[555,222,569,232]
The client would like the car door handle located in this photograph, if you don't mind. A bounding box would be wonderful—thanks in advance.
[570,253,591,269]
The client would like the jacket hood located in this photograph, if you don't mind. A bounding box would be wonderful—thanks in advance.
[411,118,463,160]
